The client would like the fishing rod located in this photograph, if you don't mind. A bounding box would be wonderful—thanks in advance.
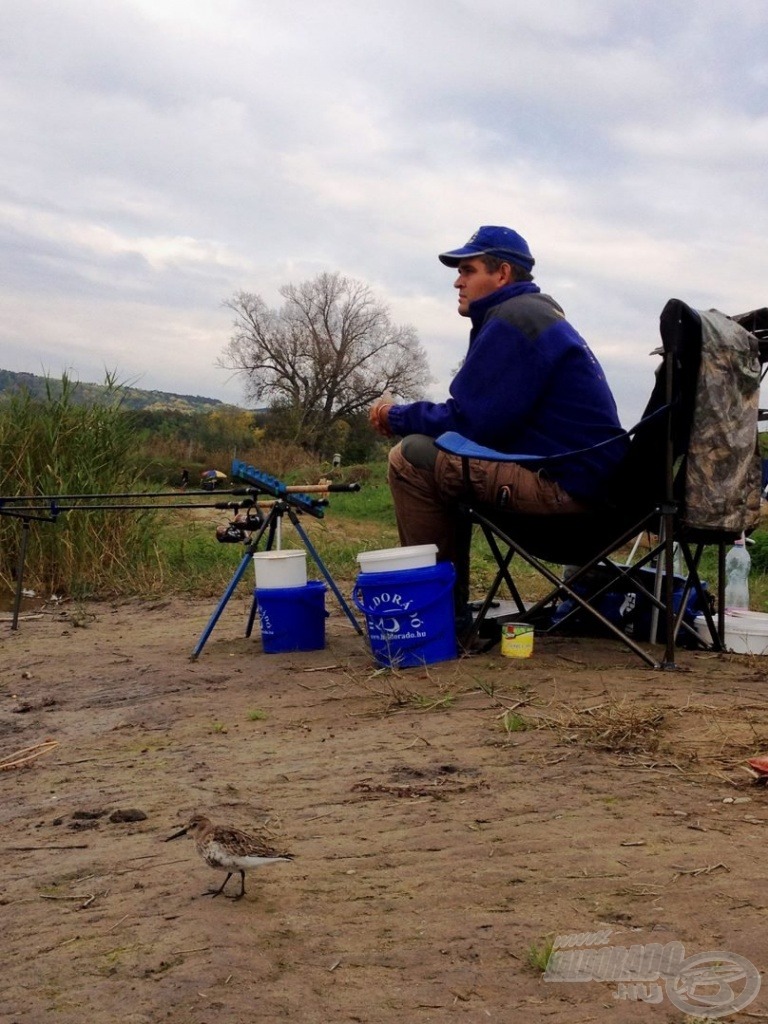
[2,498,280,515]
[1,489,228,501]
[2,459,363,639]
[0,482,360,503]
[0,481,361,517]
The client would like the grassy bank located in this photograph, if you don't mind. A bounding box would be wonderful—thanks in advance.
[2,381,768,614]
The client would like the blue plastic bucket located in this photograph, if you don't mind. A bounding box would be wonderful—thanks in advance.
[353,561,457,668]
[256,581,327,653]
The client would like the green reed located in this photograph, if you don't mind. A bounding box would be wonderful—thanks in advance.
[0,374,161,597]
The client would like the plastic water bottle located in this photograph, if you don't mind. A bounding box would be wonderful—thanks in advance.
[725,537,751,610]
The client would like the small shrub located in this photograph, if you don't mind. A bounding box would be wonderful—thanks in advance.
[527,936,555,973]
[500,711,529,734]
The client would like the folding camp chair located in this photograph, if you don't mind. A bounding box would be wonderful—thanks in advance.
[435,299,768,669]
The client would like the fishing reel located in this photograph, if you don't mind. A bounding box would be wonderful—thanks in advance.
[215,507,265,543]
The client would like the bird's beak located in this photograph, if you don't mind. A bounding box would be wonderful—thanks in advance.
[165,824,189,841]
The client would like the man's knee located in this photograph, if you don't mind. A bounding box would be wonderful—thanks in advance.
[400,434,438,471]
[388,437,442,502]
[389,435,439,486]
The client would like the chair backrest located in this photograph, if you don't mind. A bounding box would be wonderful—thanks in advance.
[587,303,690,519]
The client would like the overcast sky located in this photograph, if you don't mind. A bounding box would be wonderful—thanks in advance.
[2,0,766,426]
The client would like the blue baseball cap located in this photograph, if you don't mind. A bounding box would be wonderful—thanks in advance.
[438,225,535,271]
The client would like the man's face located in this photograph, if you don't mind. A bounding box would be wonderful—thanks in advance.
[453,257,510,316]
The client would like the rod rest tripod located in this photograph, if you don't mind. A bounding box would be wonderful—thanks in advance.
[189,460,364,659]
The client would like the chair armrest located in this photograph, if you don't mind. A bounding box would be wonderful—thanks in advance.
[435,432,542,463]
[436,425,638,465]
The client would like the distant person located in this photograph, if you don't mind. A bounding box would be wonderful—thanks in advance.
[180,468,189,490]
[368,224,628,623]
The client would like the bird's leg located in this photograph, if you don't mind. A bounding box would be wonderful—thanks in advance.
[206,872,233,898]
[233,870,246,900]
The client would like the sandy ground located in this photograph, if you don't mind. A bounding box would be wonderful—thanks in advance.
[2,589,768,1024]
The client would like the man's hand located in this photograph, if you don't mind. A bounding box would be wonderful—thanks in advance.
[369,400,394,437]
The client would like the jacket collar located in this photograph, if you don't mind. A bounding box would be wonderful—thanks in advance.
[468,281,540,330]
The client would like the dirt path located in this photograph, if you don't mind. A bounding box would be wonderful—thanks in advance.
[2,593,767,1022]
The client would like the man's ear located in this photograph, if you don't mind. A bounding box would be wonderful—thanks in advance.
[498,262,515,285]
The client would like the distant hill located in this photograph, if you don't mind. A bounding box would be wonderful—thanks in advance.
[0,369,242,414]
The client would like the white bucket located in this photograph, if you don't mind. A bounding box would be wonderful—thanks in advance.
[356,544,438,574]
[252,550,307,589]
[695,610,768,655]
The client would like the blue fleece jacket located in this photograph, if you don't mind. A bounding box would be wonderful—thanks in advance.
[387,281,628,501]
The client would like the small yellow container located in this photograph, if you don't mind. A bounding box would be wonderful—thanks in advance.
[500,622,534,658]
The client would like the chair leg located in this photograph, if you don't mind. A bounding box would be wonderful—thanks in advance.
[480,526,527,611]
[467,507,666,669]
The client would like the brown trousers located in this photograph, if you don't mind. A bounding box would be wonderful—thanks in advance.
[387,437,586,607]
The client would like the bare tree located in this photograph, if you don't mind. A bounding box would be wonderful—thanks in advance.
[219,272,431,450]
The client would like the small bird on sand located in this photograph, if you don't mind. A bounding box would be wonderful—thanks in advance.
[166,813,294,899]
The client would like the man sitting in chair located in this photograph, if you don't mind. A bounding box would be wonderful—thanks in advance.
[369,224,628,627]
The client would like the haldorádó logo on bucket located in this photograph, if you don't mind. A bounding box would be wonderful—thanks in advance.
[367,590,425,640]
[542,928,760,1017]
